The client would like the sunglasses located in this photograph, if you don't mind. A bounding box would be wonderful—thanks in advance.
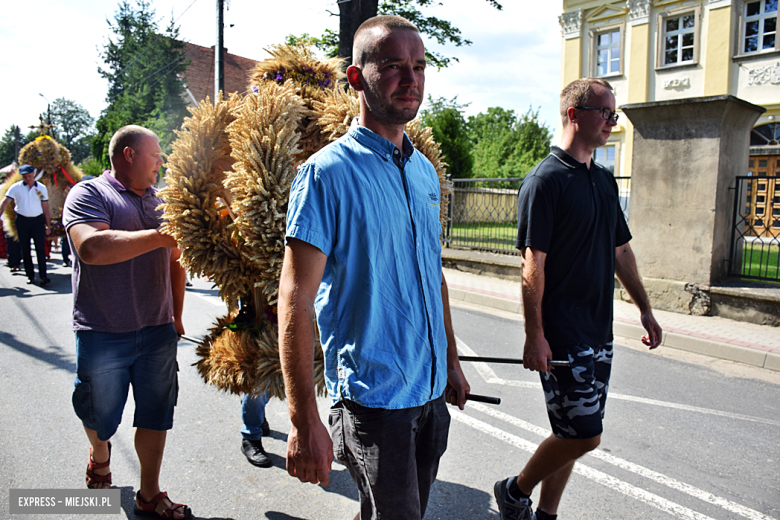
[575,106,619,123]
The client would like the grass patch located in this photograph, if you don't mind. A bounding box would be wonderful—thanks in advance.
[448,221,517,251]
[740,242,780,281]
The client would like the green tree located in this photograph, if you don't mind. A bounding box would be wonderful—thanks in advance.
[467,106,552,178]
[0,126,23,166]
[303,0,502,69]
[93,0,190,169]
[50,98,95,164]
[420,96,473,178]
[0,125,43,166]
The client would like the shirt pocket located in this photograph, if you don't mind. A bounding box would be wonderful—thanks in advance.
[421,193,443,253]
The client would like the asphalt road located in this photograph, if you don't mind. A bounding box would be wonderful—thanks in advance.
[1,256,779,520]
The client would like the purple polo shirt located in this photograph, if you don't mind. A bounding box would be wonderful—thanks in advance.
[62,173,173,333]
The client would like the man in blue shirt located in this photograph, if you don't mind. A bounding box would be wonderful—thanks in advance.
[278,14,470,520]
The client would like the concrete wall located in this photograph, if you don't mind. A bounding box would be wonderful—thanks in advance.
[621,95,765,314]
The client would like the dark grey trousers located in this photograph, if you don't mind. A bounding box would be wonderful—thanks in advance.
[329,395,450,520]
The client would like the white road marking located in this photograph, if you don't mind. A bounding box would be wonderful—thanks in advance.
[455,337,780,426]
[195,292,226,308]
[452,410,718,520]
[606,394,780,427]
[467,402,776,520]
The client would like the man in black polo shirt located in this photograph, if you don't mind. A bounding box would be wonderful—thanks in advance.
[494,78,662,520]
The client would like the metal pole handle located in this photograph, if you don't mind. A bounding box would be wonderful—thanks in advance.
[465,393,501,405]
[458,355,570,367]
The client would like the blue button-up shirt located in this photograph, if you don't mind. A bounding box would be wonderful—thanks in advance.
[286,122,448,409]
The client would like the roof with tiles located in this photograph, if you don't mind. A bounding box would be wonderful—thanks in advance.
[180,42,260,105]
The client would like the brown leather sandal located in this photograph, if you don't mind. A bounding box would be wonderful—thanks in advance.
[85,441,112,489]
[134,491,193,520]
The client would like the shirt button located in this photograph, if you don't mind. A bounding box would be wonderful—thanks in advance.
[386,154,391,159]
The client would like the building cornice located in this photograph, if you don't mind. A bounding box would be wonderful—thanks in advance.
[560,9,584,39]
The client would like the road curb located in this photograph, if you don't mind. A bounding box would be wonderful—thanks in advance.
[451,290,780,372]
[448,288,521,314]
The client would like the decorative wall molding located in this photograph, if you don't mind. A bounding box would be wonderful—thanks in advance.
[747,62,780,86]
[628,0,652,25]
[586,4,628,23]
[708,0,732,10]
[664,77,691,89]
[559,9,584,39]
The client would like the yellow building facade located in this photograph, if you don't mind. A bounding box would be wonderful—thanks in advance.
[559,0,780,186]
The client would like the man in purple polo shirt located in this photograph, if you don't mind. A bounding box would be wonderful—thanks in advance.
[63,125,191,520]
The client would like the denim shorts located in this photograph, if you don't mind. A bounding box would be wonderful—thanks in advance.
[72,323,179,441]
[329,395,450,520]
[540,343,613,440]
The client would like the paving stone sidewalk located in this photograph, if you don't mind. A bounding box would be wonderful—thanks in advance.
[444,266,780,372]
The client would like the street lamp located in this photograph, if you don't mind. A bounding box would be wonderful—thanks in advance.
[38,93,51,126]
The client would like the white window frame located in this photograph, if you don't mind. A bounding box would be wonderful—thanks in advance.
[736,0,779,58]
[594,142,621,176]
[656,6,701,69]
[590,23,625,78]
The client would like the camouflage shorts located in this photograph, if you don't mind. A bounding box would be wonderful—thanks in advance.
[540,343,613,439]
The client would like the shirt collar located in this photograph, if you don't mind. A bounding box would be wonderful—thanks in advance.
[348,118,415,163]
[549,146,587,170]
[104,171,155,196]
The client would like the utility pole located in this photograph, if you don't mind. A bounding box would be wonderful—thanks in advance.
[215,0,224,102]
[13,126,20,164]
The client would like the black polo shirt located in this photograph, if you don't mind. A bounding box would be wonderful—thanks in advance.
[516,146,631,349]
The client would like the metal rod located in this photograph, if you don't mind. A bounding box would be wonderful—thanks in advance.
[465,393,501,405]
[179,334,203,344]
[459,355,570,367]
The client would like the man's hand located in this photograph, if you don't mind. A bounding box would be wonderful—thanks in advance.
[286,419,333,486]
[640,311,662,349]
[445,365,470,410]
[173,317,185,339]
[522,334,553,372]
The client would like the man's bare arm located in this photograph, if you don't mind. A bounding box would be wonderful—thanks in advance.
[521,247,552,372]
[614,242,662,349]
[41,200,51,232]
[0,196,12,219]
[68,221,177,265]
[278,238,332,486]
[169,247,186,337]
[441,274,470,409]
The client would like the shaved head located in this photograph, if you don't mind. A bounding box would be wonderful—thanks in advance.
[353,15,419,67]
[108,125,158,168]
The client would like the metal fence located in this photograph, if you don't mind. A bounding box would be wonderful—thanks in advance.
[728,176,780,282]
[443,177,632,255]
[445,177,523,255]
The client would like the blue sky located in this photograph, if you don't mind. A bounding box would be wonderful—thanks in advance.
[0,0,563,140]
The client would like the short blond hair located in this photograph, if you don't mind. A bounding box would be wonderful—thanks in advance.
[108,125,158,168]
[353,15,419,67]
[560,78,613,126]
